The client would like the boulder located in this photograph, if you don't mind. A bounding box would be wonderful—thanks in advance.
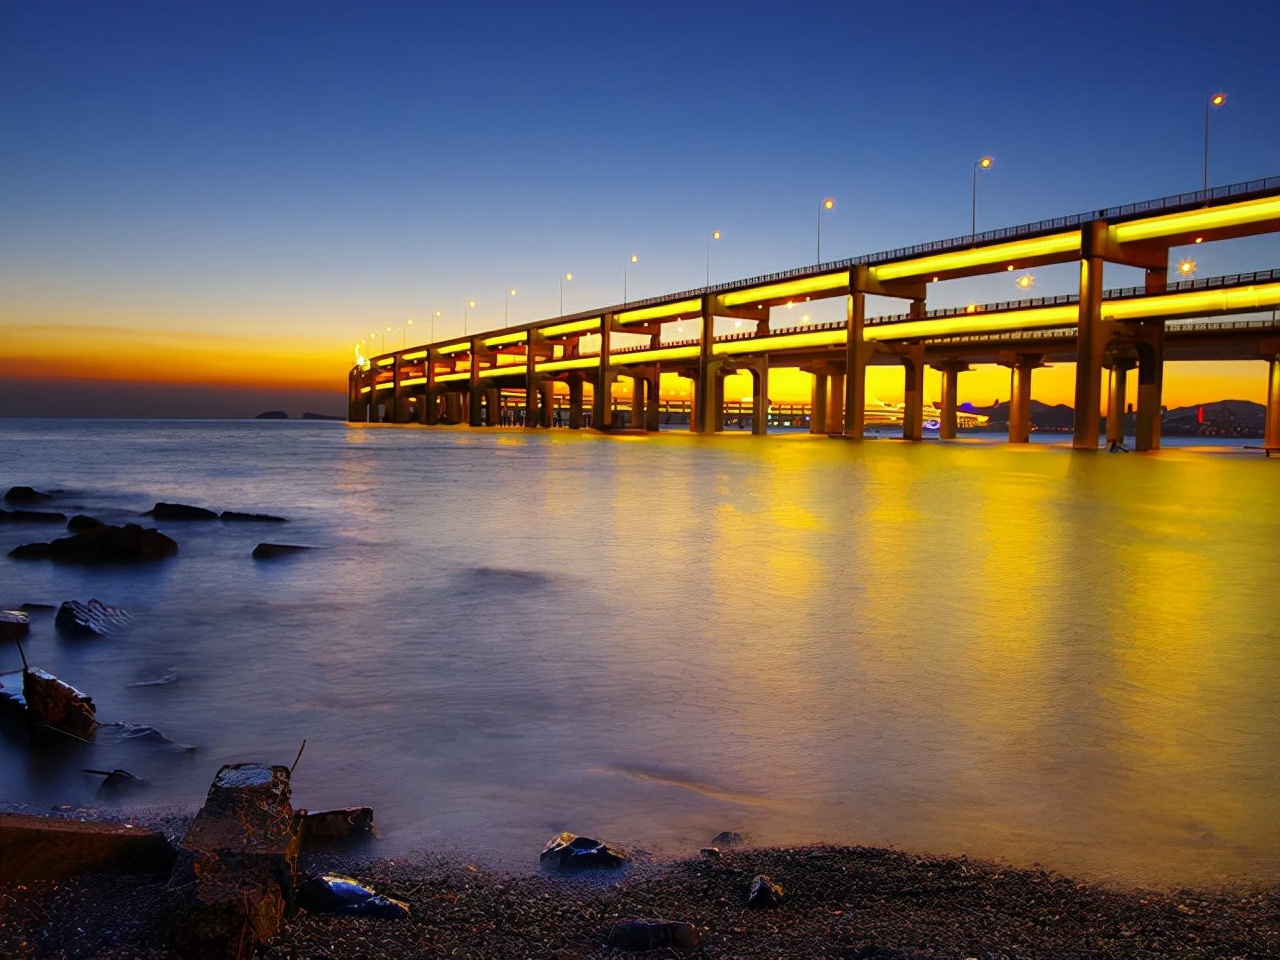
[539,832,628,872]
[251,543,310,559]
[1,609,30,642]
[221,511,287,523]
[4,485,53,504]
[9,523,178,563]
[298,807,376,849]
[55,599,132,636]
[0,812,175,883]
[67,514,106,531]
[2,507,69,523]
[712,830,744,847]
[145,502,219,521]
[23,668,99,740]
[295,874,409,918]
[83,767,151,796]
[168,763,300,960]
[747,874,785,908]
[605,919,699,952]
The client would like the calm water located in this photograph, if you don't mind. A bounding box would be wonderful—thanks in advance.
[1,419,1277,887]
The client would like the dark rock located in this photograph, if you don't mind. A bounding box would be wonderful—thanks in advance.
[296,874,410,918]
[1,609,31,642]
[298,807,376,849]
[255,410,288,419]
[56,599,131,636]
[20,602,58,612]
[0,812,175,883]
[699,846,721,858]
[83,768,151,796]
[144,502,219,521]
[23,668,98,740]
[9,523,178,564]
[4,485,53,504]
[540,832,628,871]
[109,721,196,753]
[712,830,744,847]
[1,507,69,523]
[747,874,785,908]
[67,514,106,531]
[301,412,341,420]
[605,919,699,952]
[252,543,310,559]
[221,511,287,523]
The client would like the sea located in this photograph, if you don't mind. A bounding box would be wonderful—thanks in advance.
[1,419,1277,888]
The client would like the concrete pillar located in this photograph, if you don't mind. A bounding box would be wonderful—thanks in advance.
[1266,354,1280,449]
[484,387,500,427]
[390,357,402,423]
[424,352,438,425]
[540,380,555,428]
[900,343,926,442]
[444,391,463,423]
[1105,360,1134,446]
[810,373,828,434]
[568,377,584,429]
[826,372,845,434]
[1072,223,1108,449]
[630,375,644,430]
[594,315,614,430]
[695,297,716,433]
[843,267,868,439]
[1009,359,1036,444]
[646,371,661,432]
[933,361,969,440]
[468,343,483,427]
[752,361,769,436]
[1134,268,1167,452]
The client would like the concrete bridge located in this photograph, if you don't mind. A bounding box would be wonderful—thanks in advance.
[349,177,1280,451]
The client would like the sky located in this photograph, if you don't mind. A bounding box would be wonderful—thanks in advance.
[1,0,1278,418]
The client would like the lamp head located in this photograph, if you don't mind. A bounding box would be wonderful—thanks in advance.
[978,156,993,170]
[822,197,835,210]
[711,231,721,240]
[1210,93,1226,108]
[564,273,573,282]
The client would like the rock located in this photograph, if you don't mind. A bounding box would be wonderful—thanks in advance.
[712,830,744,847]
[4,485,53,504]
[295,874,410,918]
[20,602,57,611]
[145,502,219,521]
[1,507,69,523]
[221,511,287,523]
[699,846,722,858]
[126,673,180,688]
[55,599,132,636]
[605,919,699,952]
[0,812,175,883]
[0,669,27,721]
[298,807,376,849]
[251,543,310,559]
[67,513,106,531]
[747,874,785,908]
[301,412,341,420]
[539,832,628,872]
[23,668,99,740]
[1,609,31,642]
[9,523,178,563]
[255,410,288,419]
[168,763,300,960]
[109,721,196,753]
[83,767,151,796]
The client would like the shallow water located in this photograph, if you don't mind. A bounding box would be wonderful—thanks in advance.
[1,419,1277,887]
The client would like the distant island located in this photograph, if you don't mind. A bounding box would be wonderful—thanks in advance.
[254,411,343,421]
[963,399,1267,438]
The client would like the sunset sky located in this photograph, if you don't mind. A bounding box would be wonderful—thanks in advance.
[1,0,1278,418]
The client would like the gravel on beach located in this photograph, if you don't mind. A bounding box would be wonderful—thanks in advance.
[2,842,1276,959]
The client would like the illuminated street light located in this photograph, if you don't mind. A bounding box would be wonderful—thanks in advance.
[430,309,443,344]
[1015,273,1036,291]
[624,254,638,305]
[706,231,721,288]
[464,300,476,335]
[504,288,516,325]
[817,198,835,263]
[384,325,392,352]
[972,156,993,244]
[1177,257,1197,277]
[1203,92,1227,195]
[560,273,573,316]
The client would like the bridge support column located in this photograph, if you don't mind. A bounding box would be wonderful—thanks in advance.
[424,352,438,424]
[695,297,718,433]
[1105,359,1135,446]
[827,373,845,434]
[843,269,868,439]
[484,387,500,426]
[645,369,661,432]
[1073,224,1110,449]
[810,373,828,434]
[1009,355,1042,443]
[592,315,614,430]
[1264,346,1280,449]
[932,361,970,439]
[900,343,926,442]
[540,380,555,427]
[743,360,769,435]
[629,375,644,429]
[444,391,463,424]
[1133,269,1167,452]
[568,376,584,429]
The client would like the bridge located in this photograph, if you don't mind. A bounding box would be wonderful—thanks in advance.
[349,177,1280,451]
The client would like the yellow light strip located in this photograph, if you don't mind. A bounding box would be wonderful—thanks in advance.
[872,231,1080,282]
[360,386,371,394]
[537,357,600,373]
[1111,196,1280,244]
[477,364,528,379]
[719,272,847,308]
[400,376,427,387]
[541,317,601,337]
[483,331,527,347]
[713,329,846,355]
[864,305,1078,340]
[435,372,470,383]
[608,345,700,365]
[402,350,427,361]
[376,357,394,366]
[374,382,394,391]
[436,343,471,355]
[1104,283,1280,321]
[616,298,703,325]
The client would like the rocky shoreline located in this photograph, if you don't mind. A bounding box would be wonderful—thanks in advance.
[2,831,1275,959]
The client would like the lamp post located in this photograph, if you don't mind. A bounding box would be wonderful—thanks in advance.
[559,273,572,316]
[706,230,721,288]
[399,318,414,348]
[1203,92,1226,196]
[504,288,516,325]
[971,156,993,244]
[463,300,476,336]
[431,309,442,344]
[624,254,638,305]
[817,197,835,263]
[369,329,380,354]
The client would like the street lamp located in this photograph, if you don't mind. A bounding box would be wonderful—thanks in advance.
[1176,257,1197,278]
[384,325,392,352]
[1203,92,1226,196]
[971,156,993,244]
[504,288,516,325]
[397,318,414,348]
[624,254,638,305]
[817,198,835,263]
[706,230,721,287]
[1015,273,1035,291]
[463,300,476,335]
[559,273,572,316]
[430,309,442,343]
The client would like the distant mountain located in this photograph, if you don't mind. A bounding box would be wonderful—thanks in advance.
[1162,400,1264,437]
[255,410,288,419]
[966,400,1075,430]
[301,412,343,421]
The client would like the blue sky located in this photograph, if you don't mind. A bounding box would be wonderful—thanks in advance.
[1,0,1277,414]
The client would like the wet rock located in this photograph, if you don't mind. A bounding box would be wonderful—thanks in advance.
[0,812,175,883]
[20,602,58,612]
[23,667,99,740]
[144,501,219,521]
[747,874,785,908]
[221,511,287,523]
[699,846,722,858]
[126,673,180,688]
[1,609,31,642]
[56,599,132,636]
[0,507,68,523]
[296,874,410,918]
[4,485,53,504]
[605,918,699,952]
[298,807,376,849]
[83,767,151,796]
[9,523,178,563]
[252,543,310,559]
[168,763,300,960]
[540,832,628,871]
[712,830,744,847]
[67,514,106,532]
[109,721,196,753]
